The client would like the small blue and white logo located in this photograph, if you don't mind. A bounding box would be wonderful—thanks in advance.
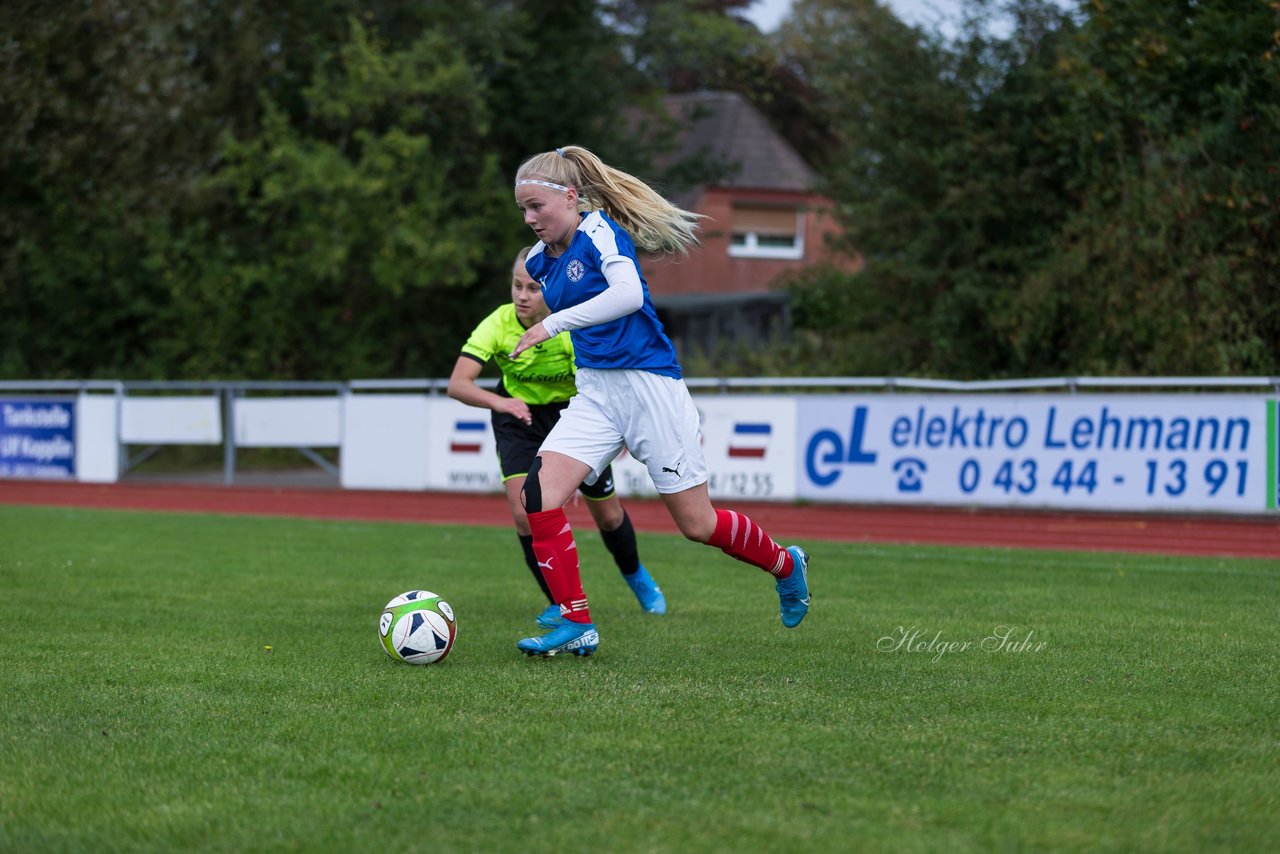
[566,259,586,282]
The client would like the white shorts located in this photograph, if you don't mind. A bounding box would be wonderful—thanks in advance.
[541,367,708,494]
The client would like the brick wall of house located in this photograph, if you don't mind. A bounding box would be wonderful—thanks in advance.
[641,188,857,297]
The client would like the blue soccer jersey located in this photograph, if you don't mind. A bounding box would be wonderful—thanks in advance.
[525,211,681,379]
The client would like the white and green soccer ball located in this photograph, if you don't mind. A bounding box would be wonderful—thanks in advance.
[379,590,456,665]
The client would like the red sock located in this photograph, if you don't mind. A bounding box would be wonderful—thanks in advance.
[527,508,591,624]
[707,509,794,578]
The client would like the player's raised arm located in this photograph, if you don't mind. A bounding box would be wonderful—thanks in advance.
[448,354,532,426]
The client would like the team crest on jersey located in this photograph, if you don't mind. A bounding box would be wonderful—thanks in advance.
[566,259,586,282]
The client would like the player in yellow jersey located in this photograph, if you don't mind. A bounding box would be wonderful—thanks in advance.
[447,247,665,627]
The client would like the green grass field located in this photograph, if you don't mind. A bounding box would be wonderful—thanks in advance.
[1,505,1277,852]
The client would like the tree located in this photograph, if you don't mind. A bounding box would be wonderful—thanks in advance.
[775,0,1279,377]
[1006,0,1280,373]
[0,0,380,377]
[152,19,512,378]
[606,0,837,171]
[0,1,659,379]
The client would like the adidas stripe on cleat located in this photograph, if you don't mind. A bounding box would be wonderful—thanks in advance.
[517,621,600,657]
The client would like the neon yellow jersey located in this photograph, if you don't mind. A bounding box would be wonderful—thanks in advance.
[459,304,577,405]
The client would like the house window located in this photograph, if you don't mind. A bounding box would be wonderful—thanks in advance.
[728,207,804,260]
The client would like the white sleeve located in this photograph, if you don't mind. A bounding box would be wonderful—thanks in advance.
[541,257,644,337]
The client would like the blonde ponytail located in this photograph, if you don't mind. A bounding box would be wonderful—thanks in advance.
[515,146,702,254]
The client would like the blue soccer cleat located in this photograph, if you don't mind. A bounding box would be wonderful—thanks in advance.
[536,603,564,629]
[776,546,811,628]
[624,564,667,615]
[517,621,600,657]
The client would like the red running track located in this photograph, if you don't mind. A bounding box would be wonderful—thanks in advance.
[2,480,1277,560]
[2,481,1280,560]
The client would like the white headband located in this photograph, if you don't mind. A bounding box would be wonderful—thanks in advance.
[515,178,570,193]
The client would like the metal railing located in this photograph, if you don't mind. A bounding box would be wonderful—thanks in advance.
[3,376,1277,486]
[344,375,1280,393]
[4,375,1279,396]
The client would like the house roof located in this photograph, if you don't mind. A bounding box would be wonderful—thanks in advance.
[661,91,817,202]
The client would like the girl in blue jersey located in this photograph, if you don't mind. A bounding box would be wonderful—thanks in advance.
[447,247,666,626]
[508,145,811,657]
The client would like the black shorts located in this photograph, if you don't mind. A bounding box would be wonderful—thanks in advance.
[491,403,616,500]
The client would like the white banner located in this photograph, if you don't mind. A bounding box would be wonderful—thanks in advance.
[797,395,1275,513]
[426,394,799,501]
[235,398,341,448]
[76,393,120,482]
[321,388,1280,514]
[340,394,430,490]
[613,395,797,500]
[423,398,501,493]
[120,396,221,444]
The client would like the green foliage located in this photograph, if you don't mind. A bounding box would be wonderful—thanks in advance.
[610,1,767,90]
[3,0,1276,380]
[1005,0,1280,374]
[0,0,221,377]
[777,0,1280,378]
[0,1,652,380]
[157,21,512,378]
[612,0,837,174]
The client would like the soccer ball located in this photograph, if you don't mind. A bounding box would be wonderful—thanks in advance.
[378,590,456,665]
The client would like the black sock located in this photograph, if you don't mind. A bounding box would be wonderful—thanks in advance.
[519,533,553,603]
[600,510,641,576]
